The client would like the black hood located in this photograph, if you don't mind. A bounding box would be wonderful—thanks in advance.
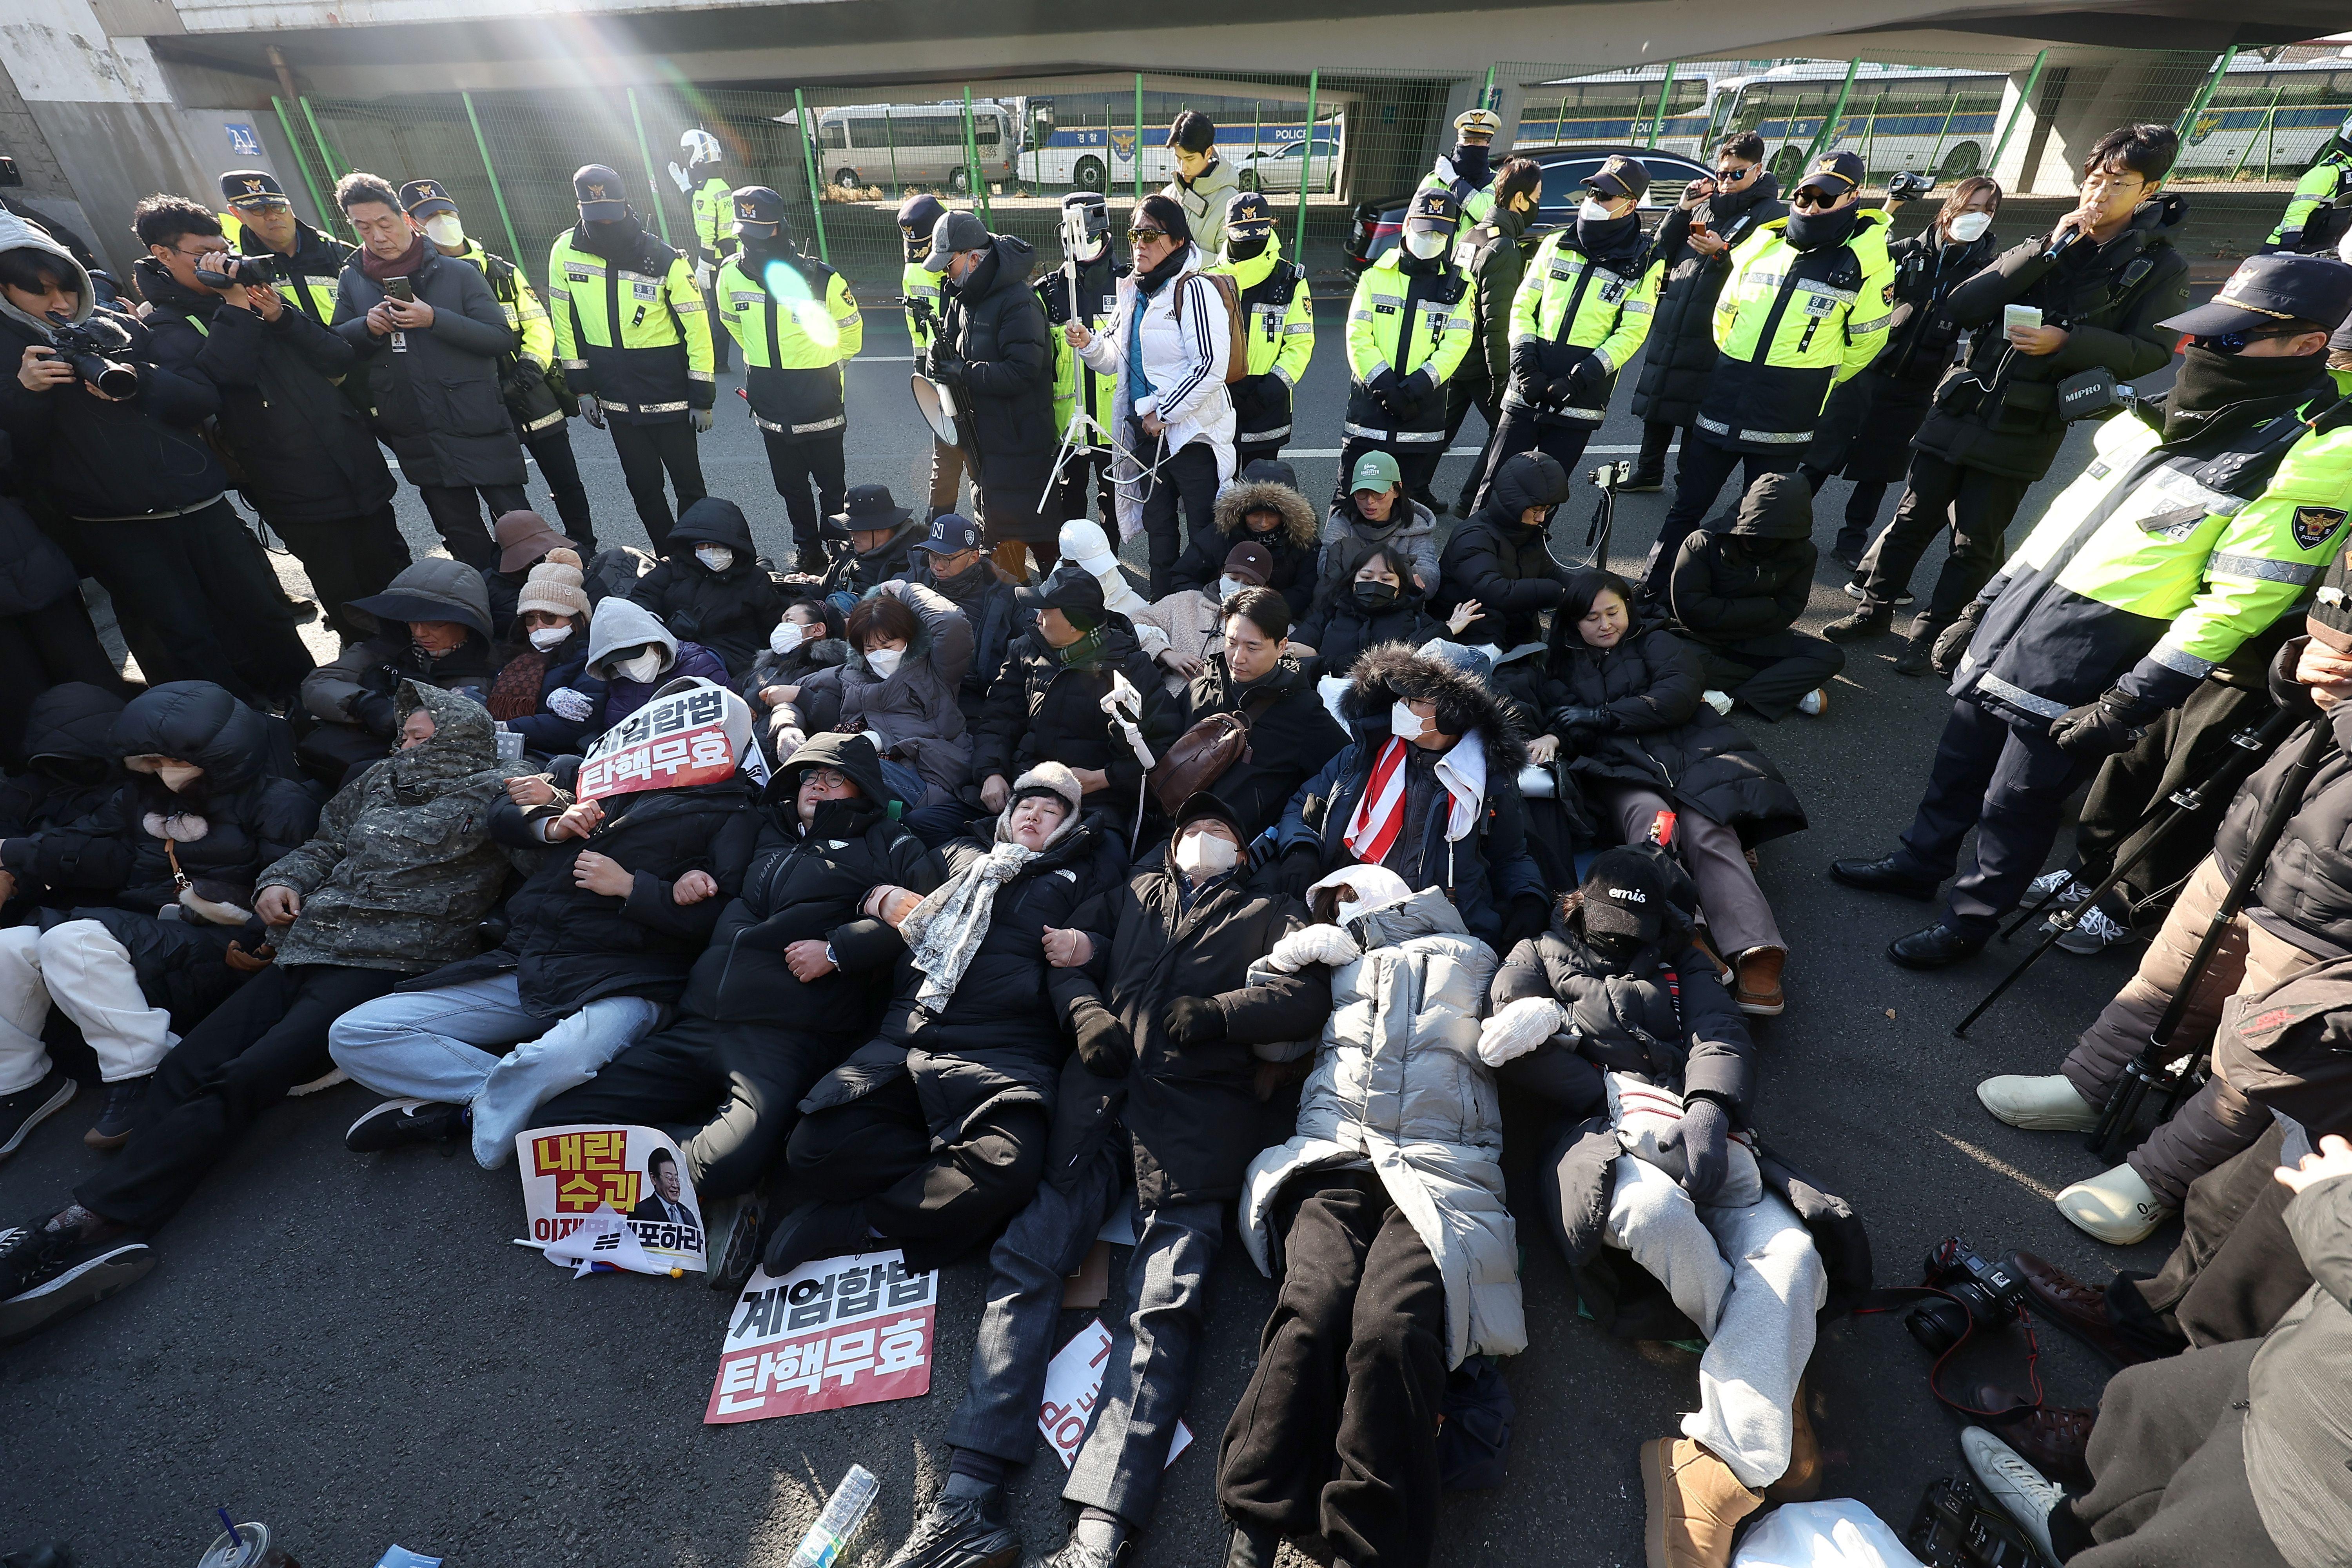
[1340,642,1529,777]
[764,728,894,830]
[670,497,757,557]
[108,681,272,794]
[21,682,125,777]
[1725,471,1814,539]
[962,234,1040,303]
[1475,450,1571,529]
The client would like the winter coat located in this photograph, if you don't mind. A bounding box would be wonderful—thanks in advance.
[1131,586,1227,695]
[1296,578,1450,676]
[499,639,608,760]
[902,552,1021,729]
[583,595,730,731]
[1164,158,1242,254]
[0,680,319,913]
[1544,617,1809,845]
[259,682,527,971]
[332,243,526,490]
[741,634,849,738]
[1318,494,1443,604]
[673,731,940,1033]
[800,812,1131,1144]
[1666,472,1818,645]
[2245,1170,2352,1568]
[302,557,500,737]
[1169,475,1319,618]
[136,260,397,526]
[1178,652,1351,841]
[1079,246,1238,542]
[1049,851,1330,1208]
[626,498,782,678]
[0,682,125,846]
[1437,454,1575,648]
[1630,175,1787,428]
[1913,196,2190,482]
[973,614,1182,813]
[834,580,975,801]
[2219,650,2352,959]
[938,234,1058,508]
[1276,644,1543,948]
[1240,887,1524,1367]
[845,518,926,597]
[1803,225,1999,485]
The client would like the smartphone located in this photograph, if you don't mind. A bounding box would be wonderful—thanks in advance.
[383,276,414,303]
[2003,303,2043,336]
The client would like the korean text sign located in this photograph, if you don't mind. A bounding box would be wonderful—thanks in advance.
[577,684,736,802]
[706,1250,938,1424]
[516,1123,706,1273]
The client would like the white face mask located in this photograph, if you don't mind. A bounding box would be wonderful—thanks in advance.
[528,626,570,652]
[770,621,806,656]
[157,762,204,793]
[1174,828,1238,877]
[1578,197,1615,223]
[1947,211,1993,243]
[1390,701,1430,742]
[1214,575,1249,603]
[617,650,664,683]
[1402,227,1447,261]
[865,646,905,679]
[423,214,464,249]
[694,544,735,573]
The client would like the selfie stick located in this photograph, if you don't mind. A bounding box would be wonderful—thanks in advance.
[1103,670,1157,855]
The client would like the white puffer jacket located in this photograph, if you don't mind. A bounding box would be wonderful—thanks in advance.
[1077,244,1236,542]
[1240,884,1525,1367]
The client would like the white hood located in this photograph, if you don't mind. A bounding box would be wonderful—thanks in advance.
[0,210,94,338]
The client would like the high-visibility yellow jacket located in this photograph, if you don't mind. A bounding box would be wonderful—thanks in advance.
[546,224,714,423]
[1343,249,1473,446]
[715,249,863,439]
[1209,234,1314,448]
[2264,149,2352,255]
[1502,228,1662,426]
[1695,207,1895,452]
[1041,252,1123,452]
[905,259,944,358]
[218,211,352,332]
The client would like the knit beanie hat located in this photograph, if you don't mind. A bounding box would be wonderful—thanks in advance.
[516,548,590,622]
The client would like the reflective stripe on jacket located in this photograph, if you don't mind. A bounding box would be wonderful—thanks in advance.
[715,251,862,437]
[545,227,715,421]
[1695,208,1895,452]
[1502,229,1662,425]
[1344,250,1473,444]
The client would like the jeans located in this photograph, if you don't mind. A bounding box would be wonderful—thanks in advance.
[416,483,521,570]
[523,421,597,552]
[943,1142,1222,1527]
[606,418,707,555]
[761,429,848,556]
[1642,431,1798,599]
[1894,699,2098,940]
[1135,431,1222,601]
[1852,452,2031,634]
[270,505,414,644]
[327,972,663,1169]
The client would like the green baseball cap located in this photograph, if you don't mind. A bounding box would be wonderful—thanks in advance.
[1348,450,1402,494]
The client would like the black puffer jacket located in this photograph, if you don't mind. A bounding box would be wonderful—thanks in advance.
[0,681,319,911]
[1666,472,1817,645]
[1168,471,1321,617]
[1804,225,1999,484]
[1543,615,1808,844]
[2219,646,2352,958]
[0,492,76,621]
[1437,451,1573,647]
[1297,577,1450,675]
[846,517,926,597]
[904,552,1021,728]
[938,234,1057,501]
[974,613,1183,812]
[0,682,125,842]
[1630,175,1787,428]
[0,307,230,520]
[1178,652,1351,840]
[627,498,782,679]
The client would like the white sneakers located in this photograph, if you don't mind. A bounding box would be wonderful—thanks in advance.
[1960,1427,2062,1565]
[1702,689,1735,715]
[2058,1163,2174,1245]
[2026,868,2091,907]
[1797,688,1827,717]
[1976,1074,2101,1132]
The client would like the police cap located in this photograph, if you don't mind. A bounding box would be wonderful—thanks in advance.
[2161,252,2352,339]
[1405,186,1463,232]
[399,178,457,219]
[1586,155,1651,203]
[1795,150,1865,198]
[730,185,789,241]
[220,170,289,210]
[573,164,630,221]
[1223,189,1276,240]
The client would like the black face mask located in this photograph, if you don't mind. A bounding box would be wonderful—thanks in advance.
[1784,202,1860,253]
[2164,343,2326,441]
[1583,924,1642,965]
[1224,232,1270,263]
[1451,142,1491,187]
[1576,210,1642,254]
[1352,580,1399,610]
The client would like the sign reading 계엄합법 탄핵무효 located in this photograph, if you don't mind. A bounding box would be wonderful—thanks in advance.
[576,684,739,802]
[705,1251,940,1423]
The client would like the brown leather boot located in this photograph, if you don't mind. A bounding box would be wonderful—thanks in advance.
[1975,1384,2096,1485]
[1642,1437,1762,1568]
[1734,947,1786,1017]
[1765,1377,1822,1502]
[2005,1250,2160,1367]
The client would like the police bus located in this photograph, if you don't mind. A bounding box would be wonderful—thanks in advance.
[1012,94,1339,193]
[798,100,1022,192]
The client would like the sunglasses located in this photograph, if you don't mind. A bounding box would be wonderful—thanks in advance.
[1127,228,1170,244]
[2196,326,2303,354]
[1712,165,1753,181]
[1789,188,1844,210]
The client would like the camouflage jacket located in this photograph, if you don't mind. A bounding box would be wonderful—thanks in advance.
[258,682,533,971]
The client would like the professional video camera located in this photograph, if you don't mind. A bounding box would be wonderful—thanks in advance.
[195,253,286,290]
[44,317,138,398]
[1904,1236,2029,1354]
[1887,169,1935,203]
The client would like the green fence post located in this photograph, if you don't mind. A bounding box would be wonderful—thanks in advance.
[1926,91,1960,178]
[2174,46,2237,139]
[1646,63,1677,148]
[1988,49,2050,182]
[460,91,526,267]
[2230,85,2281,181]
[270,95,332,225]
[1133,74,1145,203]
[1804,59,1859,161]
[962,85,990,225]
[625,88,673,245]
[1481,64,1495,114]
[794,88,832,264]
[298,96,345,179]
[1294,69,1318,260]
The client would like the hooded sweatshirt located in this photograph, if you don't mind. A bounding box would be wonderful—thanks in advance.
[1666,472,1820,644]
[1437,451,1573,647]
[1169,467,1321,617]
[626,497,782,678]
[585,595,729,730]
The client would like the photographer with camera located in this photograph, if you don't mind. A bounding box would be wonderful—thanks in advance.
[0,211,311,706]
[134,195,409,649]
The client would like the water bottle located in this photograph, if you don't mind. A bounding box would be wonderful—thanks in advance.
[786,1465,880,1568]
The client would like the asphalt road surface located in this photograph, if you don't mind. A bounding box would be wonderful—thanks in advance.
[4,294,2191,1567]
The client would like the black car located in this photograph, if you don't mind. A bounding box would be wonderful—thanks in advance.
[1343,143,1714,271]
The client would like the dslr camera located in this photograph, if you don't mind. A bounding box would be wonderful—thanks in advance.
[1904,1236,2028,1354]
[1887,169,1935,202]
[45,319,139,399]
[196,252,285,290]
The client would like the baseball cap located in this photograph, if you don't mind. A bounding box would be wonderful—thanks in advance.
[2160,252,2352,339]
[1349,450,1403,495]
[219,170,290,211]
[1405,187,1463,233]
[573,165,630,221]
[399,179,457,219]
[1017,560,1107,628]
[1586,155,1651,203]
[912,512,982,555]
[1579,847,1668,949]
[923,209,992,273]
[1795,150,1865,197]
[1222,542,1273,587]
[730,185,788,241]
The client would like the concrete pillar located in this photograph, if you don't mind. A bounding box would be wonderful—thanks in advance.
[1491,79,1528,161]
[1992,51,2212,197]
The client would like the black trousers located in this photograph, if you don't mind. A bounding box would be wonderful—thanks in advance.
[535,1014,849,1202]
[80,499,312,705]
[2110,1122,2309,1357]
[1136,430,1223,601]
[2073,673,2276,913]
[0,595,122,765]
[607,417,707,555]
[761,429,849,556]
[1234,441,1287,474]
[785,1069,1049,1270]
[1334,436,1443,524]
[1853,451,2032,633]
[1691,632,1845,722]
[2052,1337,2288,1568]
[1444,369,1501,514]
[416,483,520,571]
[1051,448,1116,530]
[1643,430,1799,599]
[1798,464,1891,559]
[1217,1173,1447,1568]
[1471,409,1595,514]
[1893,699,2096,940]
[1633,419,1677,483]
[270,505,414,644]
[927,437,969,521]
[76,964,398,1232]
[522,421,596,552]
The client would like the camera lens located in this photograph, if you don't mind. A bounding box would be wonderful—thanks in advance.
[1904,1298,1968,1355]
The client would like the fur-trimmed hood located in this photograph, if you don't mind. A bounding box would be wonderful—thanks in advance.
[1339,643,1528,777]
[1214,479,1318,550]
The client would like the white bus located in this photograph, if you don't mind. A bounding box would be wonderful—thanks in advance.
[788,100,1022,192]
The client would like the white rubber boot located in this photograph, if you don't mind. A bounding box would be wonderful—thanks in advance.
[2056,1163,2174,1245]
[1976,1074,2100,1132]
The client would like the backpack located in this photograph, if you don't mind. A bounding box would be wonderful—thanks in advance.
[1172,270,1250,384]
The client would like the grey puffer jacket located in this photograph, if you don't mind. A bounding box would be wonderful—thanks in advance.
[832,580,974,802]
[1241,887,1524,1367]
[2245,1170,2352,1568]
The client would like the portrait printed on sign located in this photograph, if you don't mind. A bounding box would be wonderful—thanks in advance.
[517,1123,707,1272]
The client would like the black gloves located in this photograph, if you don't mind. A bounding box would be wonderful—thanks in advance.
[1369,368,1405,417]
[1162,995,1227,1047]
[1274,843,1324,899]
[1661,1097,1732,1205]
[928,347,968,386]
[1071,997,1134,1079]
[351,691,399,739]
[1931,603,1983,675]
[2049,686,2158,760]
[1550,705,1613,732]
[1543,376,1578,408]
[1501,892,1550,952]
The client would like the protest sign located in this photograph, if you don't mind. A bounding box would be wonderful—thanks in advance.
[576,683,740,802]
[1037,1319,1192,1469]
[706,1251,938,1425]
[515,1124,706,1274]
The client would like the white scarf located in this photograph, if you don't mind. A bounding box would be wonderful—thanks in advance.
[900,840,1040,1012]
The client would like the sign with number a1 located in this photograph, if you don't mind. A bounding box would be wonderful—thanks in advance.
[576,682,739,802]
[706,1250,938,1424]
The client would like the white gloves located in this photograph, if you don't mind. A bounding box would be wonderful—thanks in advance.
[691,407,715,434]
[1478,996,1566,1067]
[1265,922,1362,974]
[546,688,595,723]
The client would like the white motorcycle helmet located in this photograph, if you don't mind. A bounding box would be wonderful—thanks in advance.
[680,129,722,169]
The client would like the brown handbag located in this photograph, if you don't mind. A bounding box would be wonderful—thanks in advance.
[1146,689,1277,817]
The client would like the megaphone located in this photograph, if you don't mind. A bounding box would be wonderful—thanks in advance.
[911,370,962,447]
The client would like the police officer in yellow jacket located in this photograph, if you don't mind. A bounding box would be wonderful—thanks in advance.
[1342,186,1475,508]
[547,163,714,555]
[715,187,863,571]
[1643,150,1893,597]
[1470,154,1661,509]
[1038,190,1122,525]
[406,179,597,552]
[681,129,737,373]
[1834,254,2352,967]
[898,192,961,519]
[217,169,352,334]
[2263,114,2352,258]
[1416,108,1502,238]
[1208,190,1313,469]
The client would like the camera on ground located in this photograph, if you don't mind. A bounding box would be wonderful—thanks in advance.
[1904,1236,2028,1354]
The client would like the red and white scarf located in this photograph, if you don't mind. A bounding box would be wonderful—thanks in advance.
[1343,733,1488,867]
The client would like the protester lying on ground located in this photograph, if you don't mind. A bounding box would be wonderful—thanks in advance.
[298,558,500,782]
[1664,472,1843,721]
[626,496,782,680]
[770,764,1128,1274]
[1480,849,1858,1568]
[1535,568,1806,1016]
[1976,634,2352,1244]
[1171,586,1349,842]
[330,679,760,1167]
[583,594,730,733]
[0,681,319,1156]
[1294,541,1479,675]
[0,684,519,1341]
[1054,519,1171,667]
[898,512,1022,732]
[1219,865,1523,1568]
[0,683,124,914]
[482,510,584,641]
[1436,450,1573,648]
[879,793,1330,1568]
[1319,449,1440,603]
[1957,1134,2352,1568]
[1133,541,1270,690]
[535,731,940,1289]
[1168,457,1319,619]
[483,549,606,759]
[1272,640,1544,952]
[742,598,847,761]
